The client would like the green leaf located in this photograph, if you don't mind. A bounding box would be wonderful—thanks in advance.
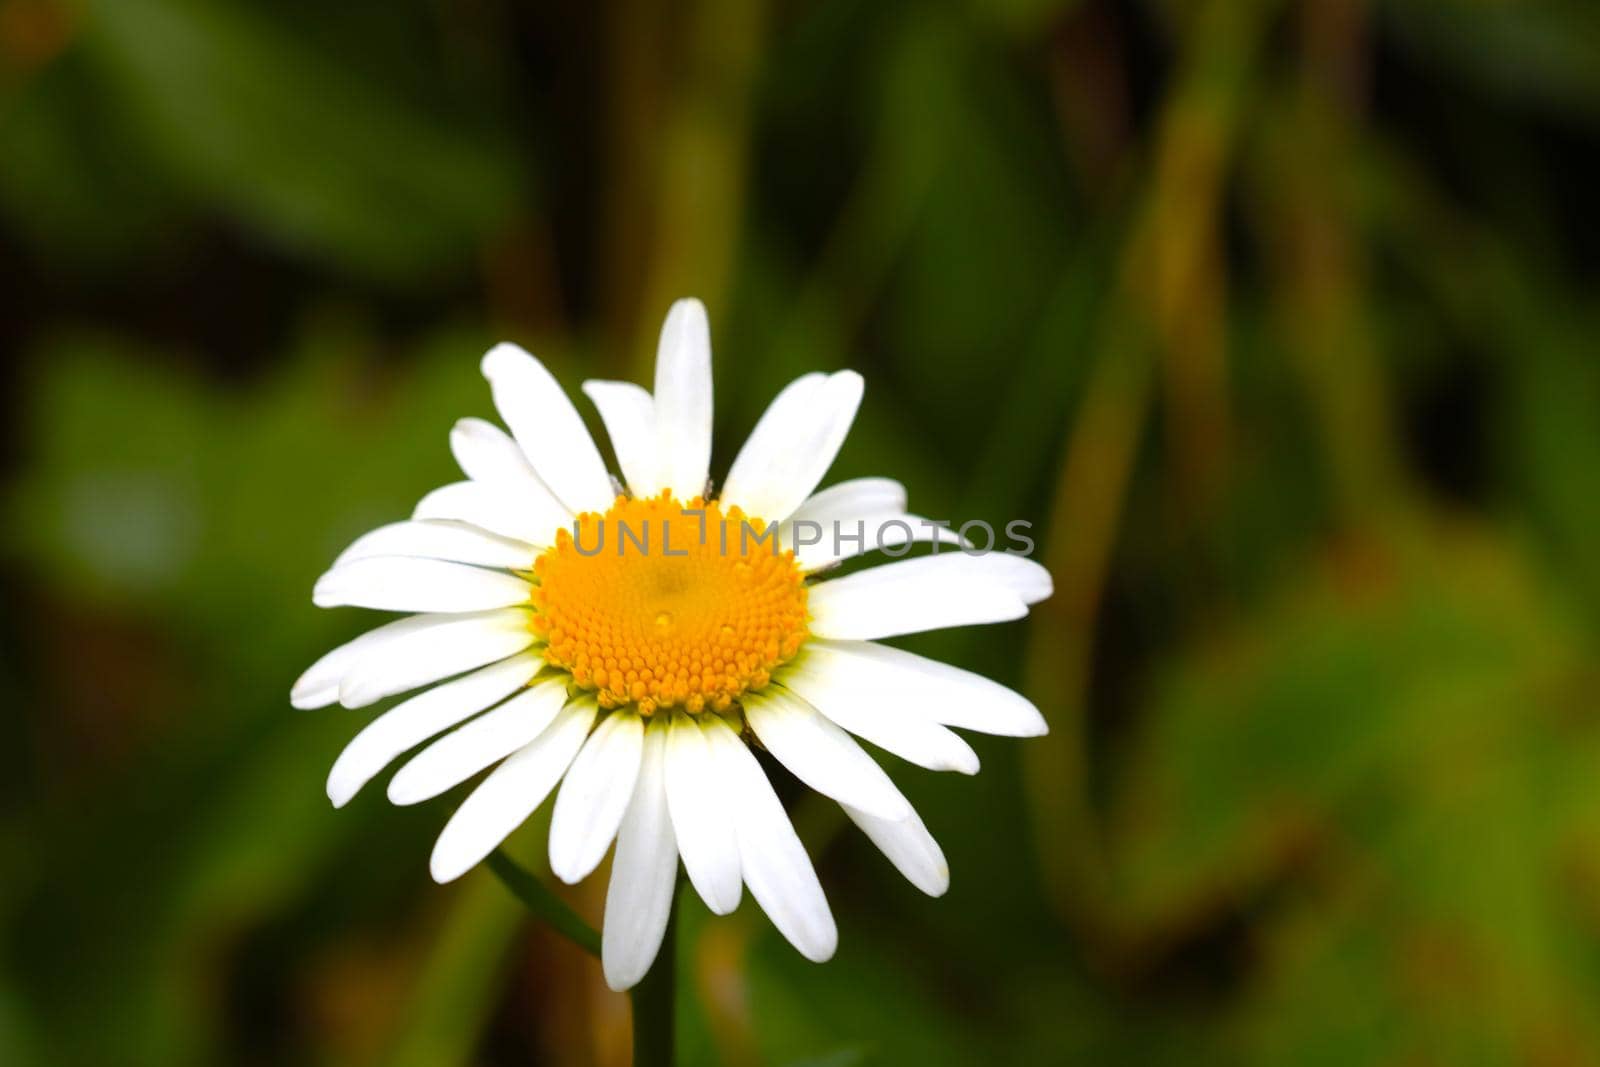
[81,0,524,282]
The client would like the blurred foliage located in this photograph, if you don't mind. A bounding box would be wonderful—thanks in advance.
[4,0,1600,1064]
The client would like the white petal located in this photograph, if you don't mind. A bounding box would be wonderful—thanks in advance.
[449,418,573,531]
[809,578,1023,641]
[780,478,910,571]
[965,553,1054,603]
[702,716,836,962]
[292,622,399,709]
[776,655,980,774]
[720,370,863,522]
[788,477,907,522]
[337,608,536,709]
[663,712,742,914]
[449,416,533,484]
[481,343,615,515]
[807,553,1054,640]
[843,802,949,896]
[652,298,713,500]
[429,697,599,883]
[388,677,569,805]
[582,381,658,497]
[548,711,645,884]
[326,652,543,807]
[801,639,1047,737]
[743,689,910,820]
[333,519,537,571]
[786,513,964,572]
[414,481,563,547]
[314,557,532,613]
[602,718,678,991]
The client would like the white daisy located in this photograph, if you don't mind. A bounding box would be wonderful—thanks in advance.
[293,299,1051,991]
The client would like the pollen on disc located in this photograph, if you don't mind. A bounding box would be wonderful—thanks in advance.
[530,492,809,715]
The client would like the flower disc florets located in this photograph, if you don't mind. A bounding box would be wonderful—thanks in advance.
[531,492,809,715]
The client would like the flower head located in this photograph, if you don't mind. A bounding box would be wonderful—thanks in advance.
[293,299,1051,990]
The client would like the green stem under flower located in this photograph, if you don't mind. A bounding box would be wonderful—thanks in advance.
[486,849,677,1067]
[487,849,601,955]
[628,897,677,1067]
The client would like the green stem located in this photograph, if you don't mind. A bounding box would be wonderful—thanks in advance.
[628,893,678,1067]
[487,849,678,1066]
[485,849,600,957]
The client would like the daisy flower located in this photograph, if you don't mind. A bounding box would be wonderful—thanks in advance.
[292,299,1051,990]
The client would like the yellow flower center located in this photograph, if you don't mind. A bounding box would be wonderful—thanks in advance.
[530,492,809,715]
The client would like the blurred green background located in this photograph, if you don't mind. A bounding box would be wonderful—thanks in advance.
[4,0,1600,1063]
